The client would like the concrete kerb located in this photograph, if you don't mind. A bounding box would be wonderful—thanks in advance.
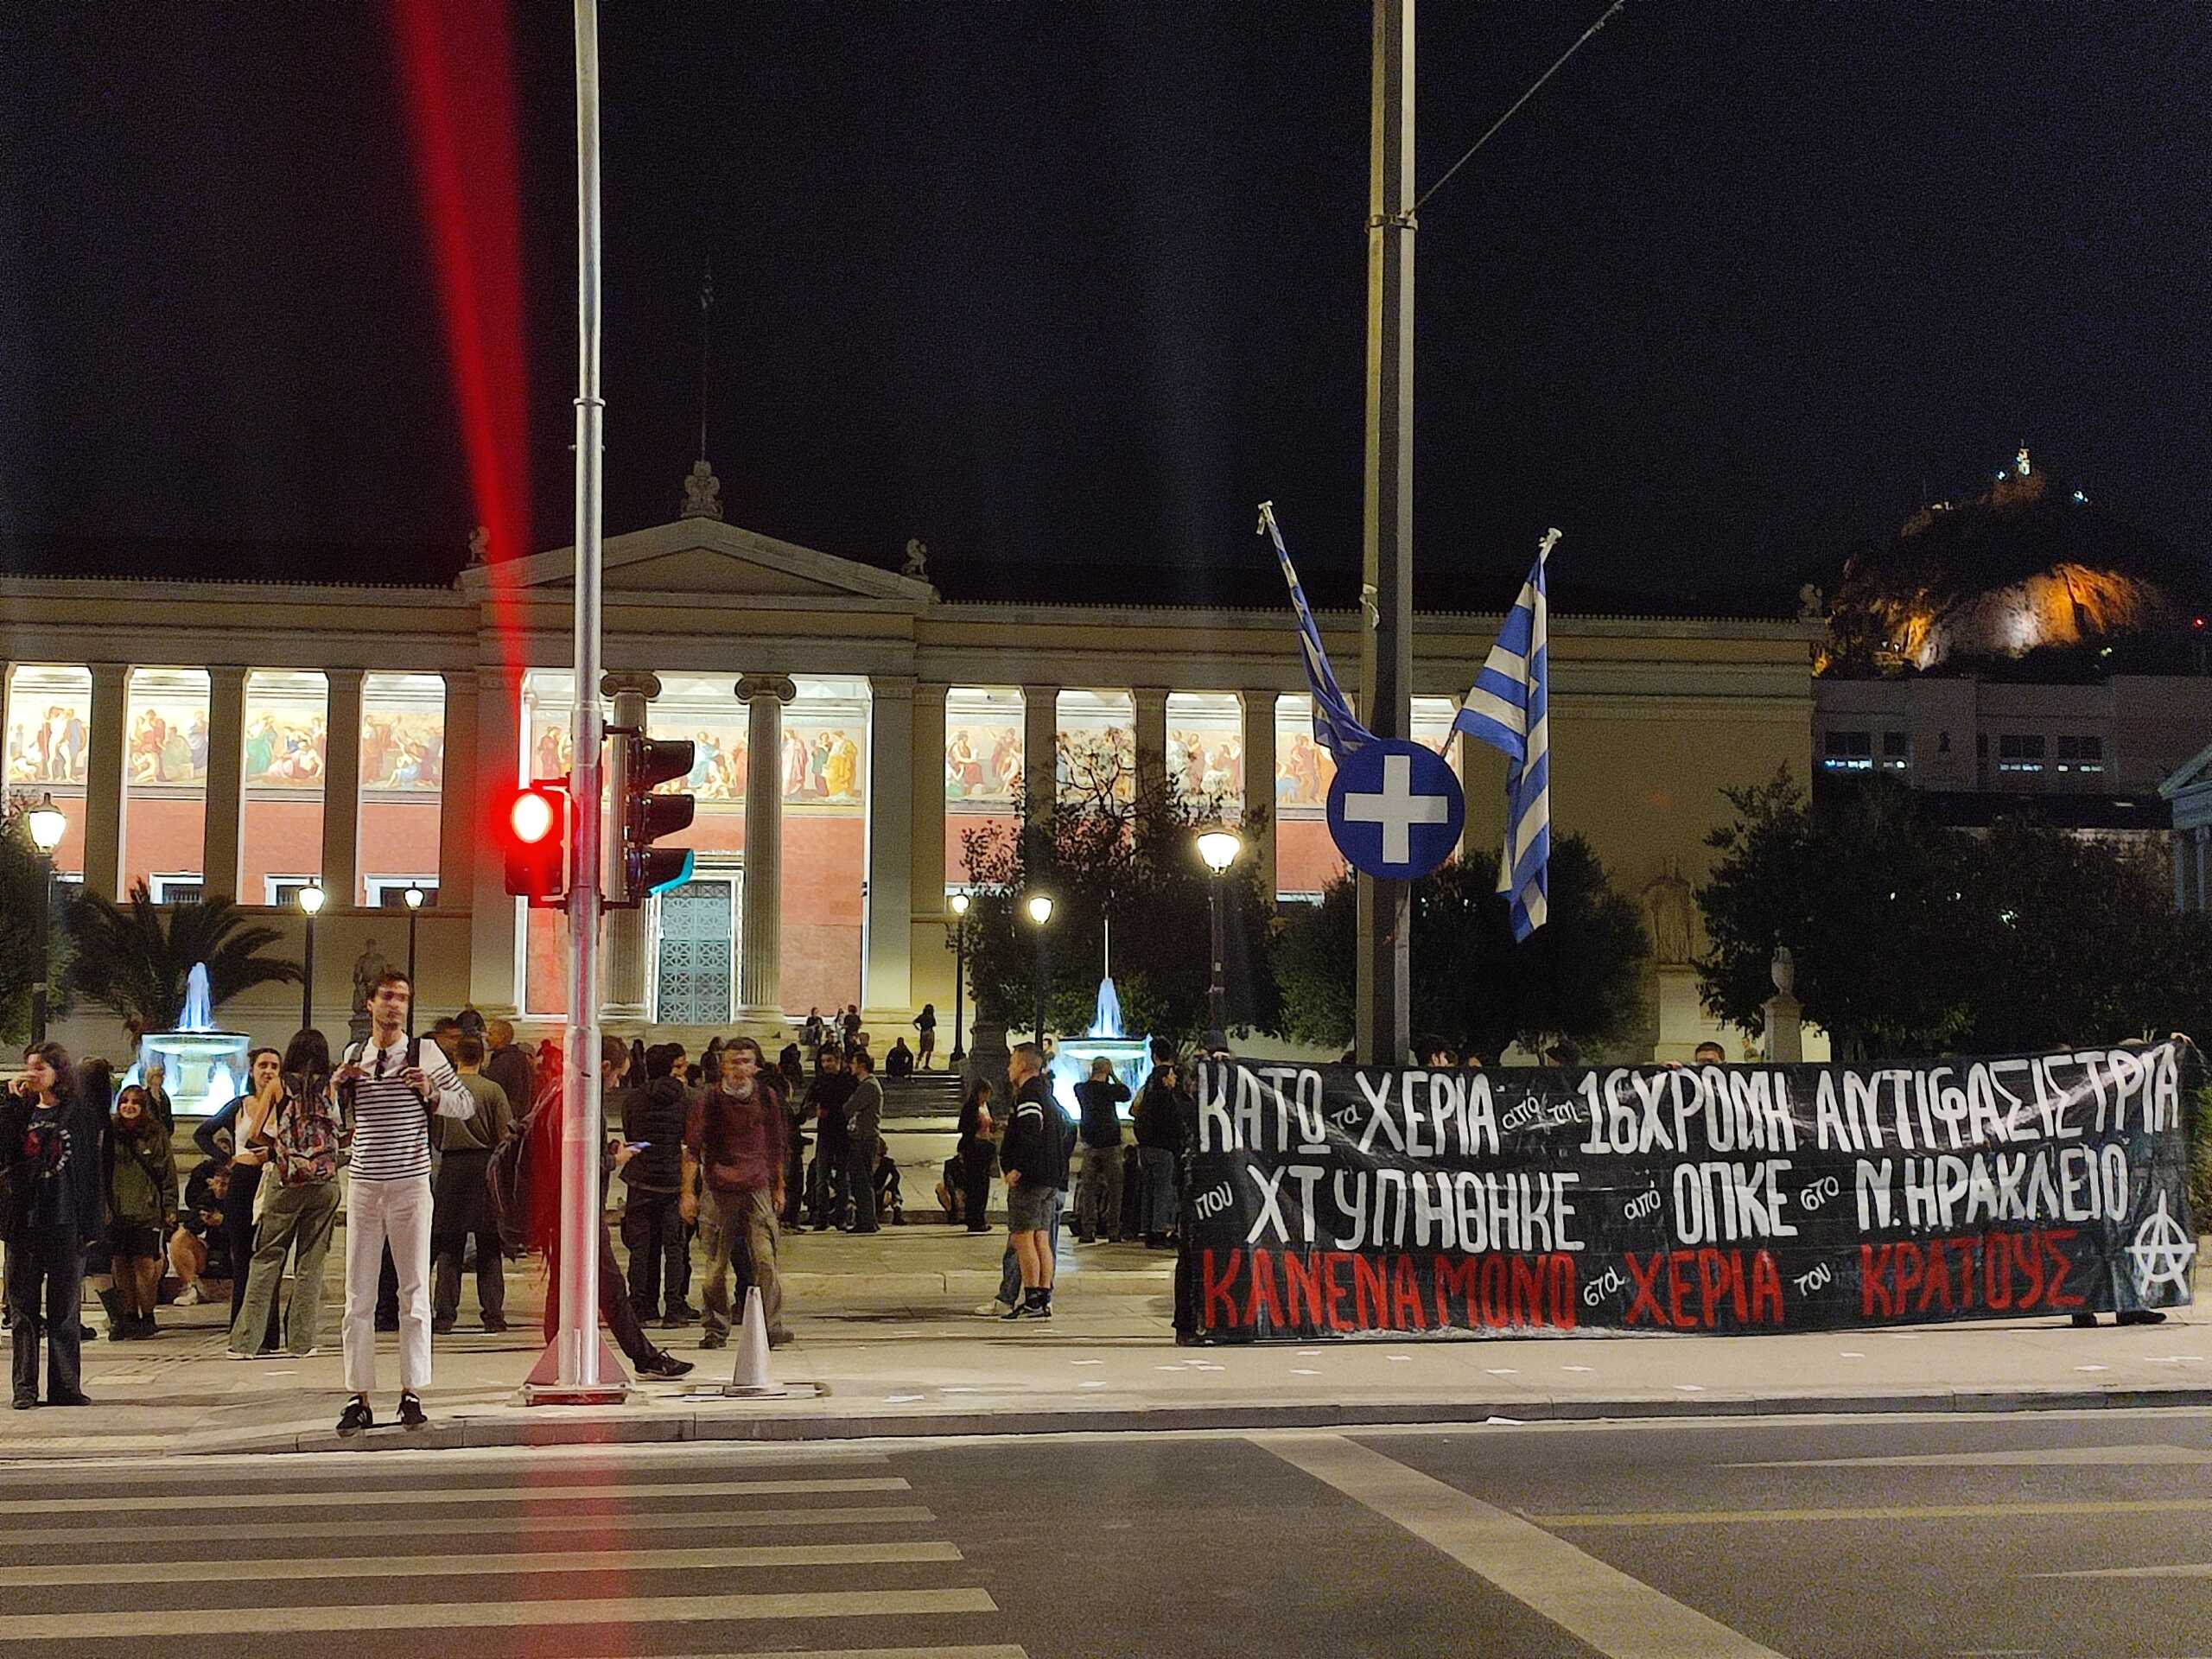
[118,1381,2212,1461]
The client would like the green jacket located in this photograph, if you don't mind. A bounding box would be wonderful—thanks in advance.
[105,1122,177,1229]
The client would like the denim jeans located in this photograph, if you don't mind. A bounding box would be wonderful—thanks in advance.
[1136,1146,1177,1236]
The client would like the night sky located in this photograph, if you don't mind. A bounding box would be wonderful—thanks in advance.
[2,3,2204,607]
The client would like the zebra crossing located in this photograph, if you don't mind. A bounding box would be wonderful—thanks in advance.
[0,1446,1027,1658]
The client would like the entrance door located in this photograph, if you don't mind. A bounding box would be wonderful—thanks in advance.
[652,874,738,1026]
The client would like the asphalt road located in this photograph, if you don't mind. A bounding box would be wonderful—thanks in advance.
[10,1409,2212,1657]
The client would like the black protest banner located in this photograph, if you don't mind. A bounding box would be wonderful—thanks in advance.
[1183,1044,2197,1342]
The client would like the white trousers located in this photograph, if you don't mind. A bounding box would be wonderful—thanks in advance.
[342,1173,433,1395]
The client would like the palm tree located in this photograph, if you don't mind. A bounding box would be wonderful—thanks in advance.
[67,881,302,1039]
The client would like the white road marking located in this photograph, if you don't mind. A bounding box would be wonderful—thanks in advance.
[0,1541,962,1587]
[1730,1445,2212,1469]
[1260,1433,1789,1659]
[0,1504,935,1547]
[2034,1563,2212,1580]
[0,1593,1000,1641]
[0,1475,908,1516]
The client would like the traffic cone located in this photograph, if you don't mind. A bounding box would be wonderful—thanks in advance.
[722,1286,787,1397]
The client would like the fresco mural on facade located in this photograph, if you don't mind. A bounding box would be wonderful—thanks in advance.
[1057,691,1135,804]
[1167,691,1244,812]
[125,671,210,786]
[5,667,90,785]
[360,673,445,794]
[945,691,1024,807]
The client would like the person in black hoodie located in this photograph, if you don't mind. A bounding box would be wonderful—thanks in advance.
[619,1043,695,1327]
[803,1046,856,1230]
[1132,1058,1188,1249]
[3,1043,103,1408]
[996,1042,1067,1320]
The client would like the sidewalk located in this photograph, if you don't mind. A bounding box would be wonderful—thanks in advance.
[4,1223,2210,1461]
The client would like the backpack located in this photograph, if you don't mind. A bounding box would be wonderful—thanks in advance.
[486,1077,563,1255]
[267,1074,345,1188]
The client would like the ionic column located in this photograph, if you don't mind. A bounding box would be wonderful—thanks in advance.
[1021,683,1058,827]
[1133,686,1170,798]
[437,670,478,906]
[735,674,796,1028]
[321,669,365,905]
[909,683,952,1020]
[465,667,521,1016]
[861,676,914,1023]
[1240,688,1278,900]
[83,664,129,902]
[200,665,248,902]
[601,671,661,1021]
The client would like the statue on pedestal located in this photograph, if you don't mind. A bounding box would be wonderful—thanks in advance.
[349,938,390,1043]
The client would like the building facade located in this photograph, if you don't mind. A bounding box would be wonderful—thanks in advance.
[3,499,1817,1059]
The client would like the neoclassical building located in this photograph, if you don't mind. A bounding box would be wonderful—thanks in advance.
[3,475,1817,1058]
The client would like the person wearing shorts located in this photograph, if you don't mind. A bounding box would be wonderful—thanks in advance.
[996,1043,1067,1321]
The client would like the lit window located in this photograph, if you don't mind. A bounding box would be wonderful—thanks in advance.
[146,874,205,906]
[2054,735,2104,775]
[1880,731,1910,771]
[1997,734,2046,773]
[1821,730,1873,772]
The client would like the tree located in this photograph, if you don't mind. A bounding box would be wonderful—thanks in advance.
[1957,817,2212,1051]
[957,772,1279,1046]
[0,799,73,1046]
[66,881,302,1041]
[1697,770,1978,1058]
[1697,771,2212,1058]
[1271,834,1649,1061]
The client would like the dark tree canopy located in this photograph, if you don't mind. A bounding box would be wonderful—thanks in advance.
[0,801,72,1046]
[957,773,1277,1046]
[1697,770,2212,1058]
[1272,835,1649,1062]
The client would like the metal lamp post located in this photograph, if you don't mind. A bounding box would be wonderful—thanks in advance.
[26,794,67,1044]
[948,892,970,1066]
[1196,827,1243,1038]
[297,884,325,1034]
[403,886,425,1033]
[1024,892,1053,1050]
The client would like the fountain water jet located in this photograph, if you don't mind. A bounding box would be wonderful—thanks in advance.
[128,963,251,1118]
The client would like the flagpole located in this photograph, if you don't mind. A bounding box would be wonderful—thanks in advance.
[1357,0,1415,1067]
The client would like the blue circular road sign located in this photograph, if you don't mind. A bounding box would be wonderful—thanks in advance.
[1325,738,1465,881]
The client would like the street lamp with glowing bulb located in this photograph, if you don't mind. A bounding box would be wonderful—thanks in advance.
[1023,892,1054,1049]
[403,885,426,1033]
[1195,827,1243,1034]
[25,794,66,1043]
[296,883,326,1034]
[947,891,971,1065]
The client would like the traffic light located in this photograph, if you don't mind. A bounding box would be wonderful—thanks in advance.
[503,784,569,905]
[610,733,696,906]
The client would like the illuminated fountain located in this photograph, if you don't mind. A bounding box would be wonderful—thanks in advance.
[1048,972,1152,1121]
[126,964,250,1119]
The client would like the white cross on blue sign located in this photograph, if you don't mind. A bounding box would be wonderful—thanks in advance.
[1325,738,1465,881]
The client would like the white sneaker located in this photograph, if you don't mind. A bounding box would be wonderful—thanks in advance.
[973,1299,1014,1318]
[174,1285,204,1307]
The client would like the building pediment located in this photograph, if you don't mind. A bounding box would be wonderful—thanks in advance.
[459,517,935,607]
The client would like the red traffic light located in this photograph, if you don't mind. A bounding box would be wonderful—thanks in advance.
[503,784,568,903]
[510,789,556,843]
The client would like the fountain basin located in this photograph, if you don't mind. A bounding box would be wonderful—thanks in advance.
[130,1029,251,1120]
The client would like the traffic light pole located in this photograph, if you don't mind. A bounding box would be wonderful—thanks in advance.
[531,0,622,1405]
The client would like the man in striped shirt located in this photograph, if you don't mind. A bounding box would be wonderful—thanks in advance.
[333,969,473,1438]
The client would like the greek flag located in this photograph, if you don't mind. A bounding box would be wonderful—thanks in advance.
[1454,530,1560,940]
[1259,501,1372,760]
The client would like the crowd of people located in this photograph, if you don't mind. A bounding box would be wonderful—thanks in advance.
[3,980,1201,1419]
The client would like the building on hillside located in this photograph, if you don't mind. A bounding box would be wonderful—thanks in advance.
[2,468,1817,1064]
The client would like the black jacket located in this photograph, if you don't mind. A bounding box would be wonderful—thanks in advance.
[807,1070,858,1147]
[0,1090,105,1242]
[1074,1078,1130,1148]
[1001,1074,1071,1189]
[1133,1069,1187,1151]
[618,1077,690,1194]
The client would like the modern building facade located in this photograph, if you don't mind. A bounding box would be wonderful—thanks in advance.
[3,479,1818,1059]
